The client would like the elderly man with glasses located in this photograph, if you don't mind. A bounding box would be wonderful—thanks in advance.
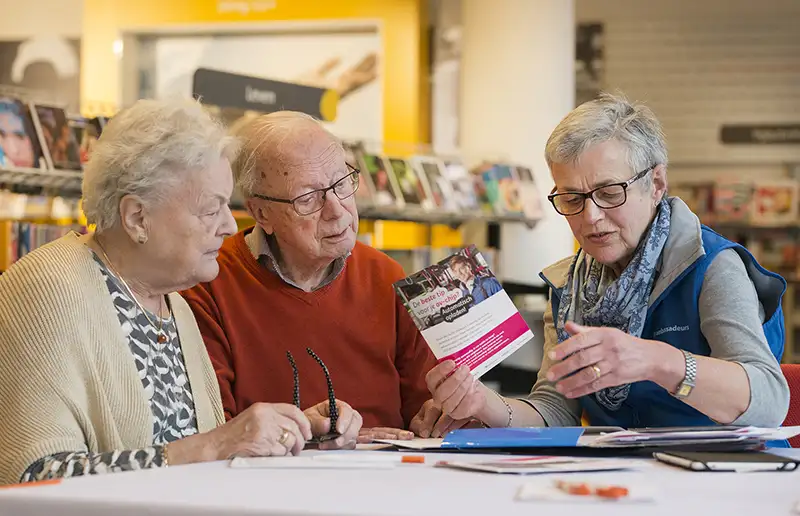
[423,93,790,441]
[182,111,448,445]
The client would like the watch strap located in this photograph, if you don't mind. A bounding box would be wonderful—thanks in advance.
[674,349,697,399]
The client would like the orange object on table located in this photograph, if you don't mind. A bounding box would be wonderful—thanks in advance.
[0,479,62,489]
[596,486,630,499]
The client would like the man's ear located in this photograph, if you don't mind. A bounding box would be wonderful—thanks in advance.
[246,198,275,235]
[119,195,149,244]
[651,164,668,204]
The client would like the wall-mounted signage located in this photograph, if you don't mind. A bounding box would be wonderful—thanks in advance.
[216,1,277,15]
[720,124,800,145]
[192,68,338,121]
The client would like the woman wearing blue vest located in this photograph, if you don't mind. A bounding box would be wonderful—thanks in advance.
[424,92,790,439]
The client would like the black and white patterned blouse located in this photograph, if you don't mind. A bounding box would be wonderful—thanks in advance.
[21,252,199,482]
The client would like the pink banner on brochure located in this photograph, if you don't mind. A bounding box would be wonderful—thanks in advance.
[440,312,530,370]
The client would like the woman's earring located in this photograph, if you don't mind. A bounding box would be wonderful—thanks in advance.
[137,234,147,244]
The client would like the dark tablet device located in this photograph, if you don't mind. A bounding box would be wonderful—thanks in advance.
[653,451,799,472]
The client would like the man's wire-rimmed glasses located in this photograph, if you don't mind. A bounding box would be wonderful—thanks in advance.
[287,348,340,443]
[547,164,656,216]
[254,163,360,216]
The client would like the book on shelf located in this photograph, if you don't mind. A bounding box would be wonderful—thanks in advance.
[360,152,402,208]
[410,155,458,212]
[393,244,533,378]
[31,104,83,171]
[0,221,85,271]
[512,165,544,221]
[0,94,88,174]
[388,156,428,210]
[0,96,45,170]
[442,160,480,212]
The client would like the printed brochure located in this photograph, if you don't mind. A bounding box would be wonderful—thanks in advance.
[393,245,533,378]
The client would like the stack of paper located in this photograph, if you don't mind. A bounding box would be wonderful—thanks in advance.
[588,426,800,448]
[376,426,800,451]
[435,456,647,475]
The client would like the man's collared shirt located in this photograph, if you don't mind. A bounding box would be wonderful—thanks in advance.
[245,226,349,291]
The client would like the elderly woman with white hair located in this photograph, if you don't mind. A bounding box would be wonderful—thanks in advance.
[0,98,361,486]
[423,93,790,439]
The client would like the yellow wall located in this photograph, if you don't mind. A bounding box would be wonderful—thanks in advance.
[81,0,430,150]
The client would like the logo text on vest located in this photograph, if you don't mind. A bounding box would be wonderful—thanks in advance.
[653,325,690,337]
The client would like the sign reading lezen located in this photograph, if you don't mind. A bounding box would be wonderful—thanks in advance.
[192,68,338,121]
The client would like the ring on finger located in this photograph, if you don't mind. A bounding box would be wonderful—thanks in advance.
[590,364,602,379]
[278,428,291,445]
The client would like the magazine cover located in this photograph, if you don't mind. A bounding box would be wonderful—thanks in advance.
[0,96,44,170]
[749,180,798,226]
[31,103,82,171]
[362,153,402,208]
[442,160,480,211]
[343,140,374,207]
[513,165,544,220]
[713,179,752,223]
[411,155,457,211]
[493,163,524,215]
[389,157,428,208]
[393,245,533,378]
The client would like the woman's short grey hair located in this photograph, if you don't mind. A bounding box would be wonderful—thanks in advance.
[545,92,668,186]
[230,111,340,198]
[82,97,238,233]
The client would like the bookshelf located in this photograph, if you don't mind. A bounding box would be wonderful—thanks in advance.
[0,166,83,199]
[672,178,800,364]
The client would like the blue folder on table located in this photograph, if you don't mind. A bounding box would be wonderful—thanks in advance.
[440,427,585,449]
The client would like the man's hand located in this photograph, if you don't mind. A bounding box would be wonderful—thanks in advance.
[304,399,363,450]
[409,399,471,438]
[357,427,414,444]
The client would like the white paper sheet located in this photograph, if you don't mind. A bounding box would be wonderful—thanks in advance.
[229,456,396,470]
[437,456,647,475]
[516,478,658,504]
[372,438,443,450]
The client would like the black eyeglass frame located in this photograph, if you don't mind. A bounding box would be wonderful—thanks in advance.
[253,163,361,216]
[547,164,657,216]
[286,348,341,444]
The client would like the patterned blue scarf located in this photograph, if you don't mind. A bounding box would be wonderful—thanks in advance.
[555,198,672,411]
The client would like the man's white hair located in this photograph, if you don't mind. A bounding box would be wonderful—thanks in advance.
[82,97,238,232]
[545,92,668,187]
[229,111,341,198]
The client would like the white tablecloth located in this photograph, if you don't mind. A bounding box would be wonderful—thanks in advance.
[1,449,798,516]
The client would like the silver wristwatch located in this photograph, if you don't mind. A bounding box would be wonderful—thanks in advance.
[673,349,697,399]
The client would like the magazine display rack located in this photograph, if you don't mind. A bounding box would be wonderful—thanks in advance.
[336,140,544,229]
[0,86,96,271]
[0,85,95,201]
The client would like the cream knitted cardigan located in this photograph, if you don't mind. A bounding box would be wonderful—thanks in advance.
[0,232,225,485]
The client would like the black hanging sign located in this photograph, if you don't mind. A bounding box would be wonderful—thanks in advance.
[720,124,800,145]
[192,68,338,121]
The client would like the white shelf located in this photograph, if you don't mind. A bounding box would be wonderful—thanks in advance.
[0,166,83,197]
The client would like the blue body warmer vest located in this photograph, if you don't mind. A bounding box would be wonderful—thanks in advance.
[541,226,788,447]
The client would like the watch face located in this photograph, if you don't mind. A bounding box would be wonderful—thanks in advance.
[677,384,693,397]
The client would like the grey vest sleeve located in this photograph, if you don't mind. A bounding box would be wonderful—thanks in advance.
[525,300,583,427]
[699,248,790,427]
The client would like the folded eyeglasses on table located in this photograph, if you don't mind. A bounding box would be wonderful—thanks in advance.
[287,348,341,443]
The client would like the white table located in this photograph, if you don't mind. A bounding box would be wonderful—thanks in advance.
[1,449,798,516]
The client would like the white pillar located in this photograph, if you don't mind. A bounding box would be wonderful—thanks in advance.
[460,0,576,287]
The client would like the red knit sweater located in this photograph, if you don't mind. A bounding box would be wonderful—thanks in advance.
[181,228,436,429]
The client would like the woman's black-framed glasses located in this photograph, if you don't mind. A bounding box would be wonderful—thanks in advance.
[287,348,340,443]
[254,163,360,216]
[547,164,656,216]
